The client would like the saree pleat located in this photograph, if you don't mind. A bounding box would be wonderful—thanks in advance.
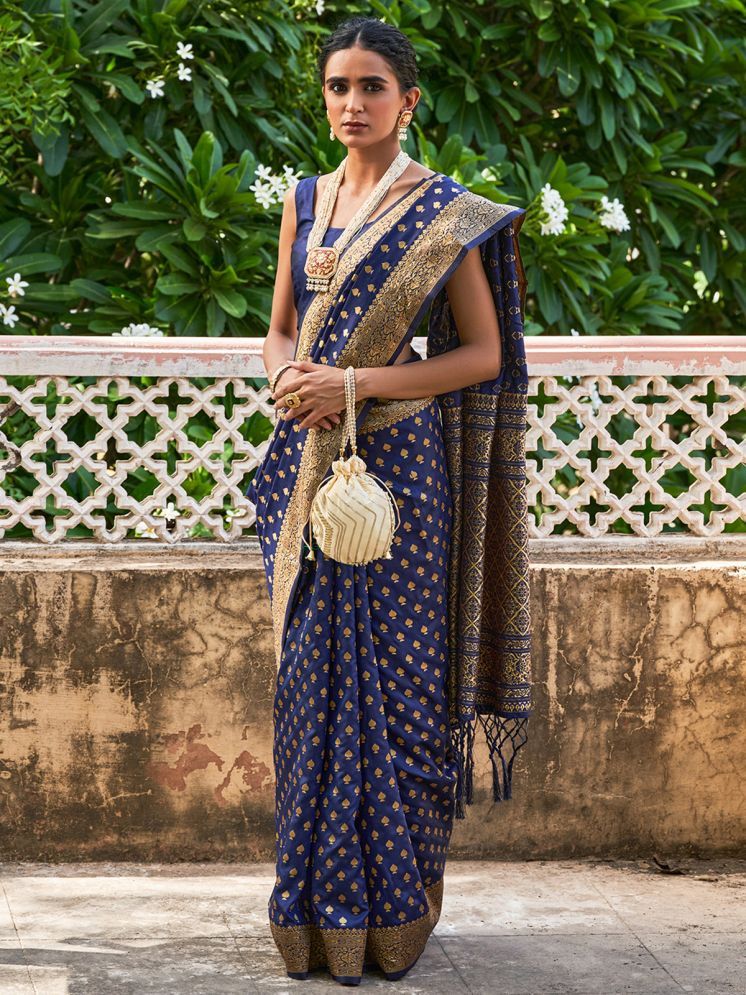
[247,170,532,982]
[268,395,457,979]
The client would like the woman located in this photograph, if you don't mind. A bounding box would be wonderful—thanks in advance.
[246,15,532,987]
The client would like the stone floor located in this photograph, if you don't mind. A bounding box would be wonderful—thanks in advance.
[0,858,743,994]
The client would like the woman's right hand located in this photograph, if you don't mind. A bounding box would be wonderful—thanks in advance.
[273,368,343,430]
[272,360,346,429]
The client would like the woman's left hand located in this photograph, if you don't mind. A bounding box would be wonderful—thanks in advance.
[272,359,347,430]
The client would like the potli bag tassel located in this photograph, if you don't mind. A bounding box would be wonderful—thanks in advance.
[301,365,401,566]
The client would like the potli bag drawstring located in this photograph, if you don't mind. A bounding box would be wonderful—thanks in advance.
[302,366,401,565]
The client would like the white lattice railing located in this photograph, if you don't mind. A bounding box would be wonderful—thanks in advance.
[1,335,744,543]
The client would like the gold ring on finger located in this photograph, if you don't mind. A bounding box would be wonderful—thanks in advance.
[284,391,302,409]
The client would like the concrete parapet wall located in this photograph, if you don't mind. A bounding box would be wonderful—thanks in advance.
[1,538,744,860]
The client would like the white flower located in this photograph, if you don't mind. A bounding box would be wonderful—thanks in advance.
[282,164,303,185]
[250,162,303,209]
[177,62,192,82]
[113,322,165,337]
[225,507,247,521]
[249,179,276,209]
[315,0,326,14]
[176,41,194,60]
[145,79,165,99]
[5,272,29,297]
[0,303,19,328]
[134,522,159,539]
[589,380,602,415]
[569,327,580,336]
[539,183,568,236]
[598,195,630,233]
[156,501,181,522]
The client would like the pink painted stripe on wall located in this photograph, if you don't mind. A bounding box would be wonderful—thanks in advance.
[0,335,744,377]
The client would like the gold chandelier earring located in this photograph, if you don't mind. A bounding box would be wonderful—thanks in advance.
[398,109,413,142]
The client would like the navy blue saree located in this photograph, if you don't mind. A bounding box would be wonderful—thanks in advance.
[247,172,532,983]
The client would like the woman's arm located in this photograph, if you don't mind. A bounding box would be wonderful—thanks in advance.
[274,242,503,428]
[262,184,341,430]
[261,185,300,378]
[355,244,502,400]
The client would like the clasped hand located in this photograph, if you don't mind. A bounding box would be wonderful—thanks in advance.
[271,359,347,431]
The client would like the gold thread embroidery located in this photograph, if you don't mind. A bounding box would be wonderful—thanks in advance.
[448,192,515,247]
[361,395,435,434]
[269,877,444,978]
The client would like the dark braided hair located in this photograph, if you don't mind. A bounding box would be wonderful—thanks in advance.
[317,15,419,95]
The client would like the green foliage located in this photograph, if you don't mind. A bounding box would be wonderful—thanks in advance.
[0,0,743,338]
[0,2,76,186]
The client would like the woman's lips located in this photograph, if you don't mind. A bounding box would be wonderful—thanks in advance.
[343,122,367,130]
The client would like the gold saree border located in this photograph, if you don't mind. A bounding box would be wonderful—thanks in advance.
[269,877,444,978]
[270,178,518,666]
[361,394,435,434]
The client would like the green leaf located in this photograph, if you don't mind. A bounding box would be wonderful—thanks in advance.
[192,131,222,187]
[22,285,80,303]
[158,243,199,277]
[70,279,113,304]
[111,202,176,220]
[1,252,62,275]
[599,92,616,142]
[435,87,463,123]
[699,231,717,283]
[183,218,207,241]
[193,76,212,115]
[156,273,201,296]
[206,296,226,335]
[173,128,194,172]
[212,287,247,317]
[529,0,554,20]
[653,207,681,248]
[77,0,131,43]
[0,219,31,260]
[135,227,180,252]
[97,72,145,104]
[79,105,129,158]
[537,21,561,42]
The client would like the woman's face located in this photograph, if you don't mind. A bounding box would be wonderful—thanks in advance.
[323,44,417,147]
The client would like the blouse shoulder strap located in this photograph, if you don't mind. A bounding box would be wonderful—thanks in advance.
[294,176,317,225]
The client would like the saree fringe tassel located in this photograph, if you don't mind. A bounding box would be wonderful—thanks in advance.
[451,715,531,818]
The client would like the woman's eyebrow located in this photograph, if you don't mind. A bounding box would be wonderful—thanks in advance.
[325,75,389,84]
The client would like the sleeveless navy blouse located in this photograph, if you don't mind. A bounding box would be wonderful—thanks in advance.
[290,175,376,329]
[290,172,439,330]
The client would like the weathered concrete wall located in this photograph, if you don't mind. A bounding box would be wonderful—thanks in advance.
[1,538,744,861]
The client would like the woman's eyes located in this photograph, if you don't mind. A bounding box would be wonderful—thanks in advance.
[329,83,382,92]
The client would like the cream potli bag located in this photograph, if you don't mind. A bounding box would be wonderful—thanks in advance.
[302,366,401,565]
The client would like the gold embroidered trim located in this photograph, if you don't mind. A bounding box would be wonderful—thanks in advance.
[360,395,435,434]
[448,191,516,247]
[269,877,444,978]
